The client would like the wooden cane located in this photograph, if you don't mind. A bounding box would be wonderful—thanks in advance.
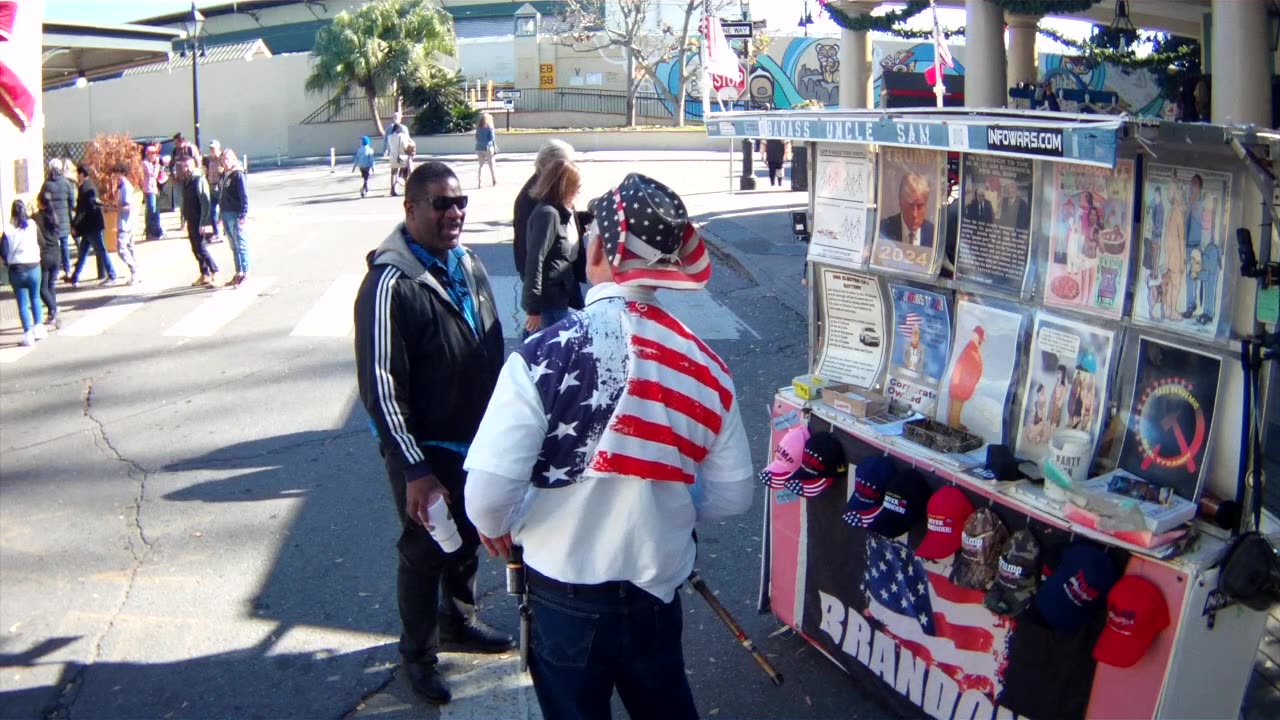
[688,571,784,687]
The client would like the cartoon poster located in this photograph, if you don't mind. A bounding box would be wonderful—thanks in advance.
[886,284,951,415]
[871,147,946,276]
[936,300,1025,446]
[1044,160,1136,318]
[814,268,887,389]
[1118,338,1221,500]
[955,154,1035,294]
[1132,165,1233,339]
[811,146,874,269]
[1015,314,1114,479]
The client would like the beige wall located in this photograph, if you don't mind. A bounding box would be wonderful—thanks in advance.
[44,53,314,160]
[0,0,43,228]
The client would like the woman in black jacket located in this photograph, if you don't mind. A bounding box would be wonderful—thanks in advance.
[521,159,582,335]
[35,206,61,327]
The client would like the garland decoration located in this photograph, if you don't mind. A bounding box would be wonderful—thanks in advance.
[1036,26,1200,71]
[818,0,929,33]
[989,0,1101,15]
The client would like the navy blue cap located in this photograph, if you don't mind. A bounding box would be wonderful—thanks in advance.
[841,456,894,527]
[868,468,930,538]
[1035,543,1117,632]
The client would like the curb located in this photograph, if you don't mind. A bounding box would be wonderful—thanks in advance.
[699,224,809,319]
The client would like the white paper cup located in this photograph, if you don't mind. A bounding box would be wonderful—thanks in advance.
[425,496,462,553]
[1050,429,1093,484]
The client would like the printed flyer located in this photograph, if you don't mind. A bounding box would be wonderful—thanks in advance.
[872,147,946,276]
[1044,160,1136,318]
[886,284,951,415]
[814,268,887,388]
[811,146,874,269]
[1133,164,1233,339]
[936,300,1025,446]
[1015,313,1114,479]
[955,154,1035,294]
[1118,338,1222,500]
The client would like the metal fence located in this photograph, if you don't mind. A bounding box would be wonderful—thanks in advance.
[300,94,410,125]
[511,88,749,121]
[43,142,87,164]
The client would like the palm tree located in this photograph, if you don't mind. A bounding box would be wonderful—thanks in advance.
[304,0,456,136]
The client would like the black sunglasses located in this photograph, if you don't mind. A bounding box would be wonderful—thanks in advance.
[426,195,468,212]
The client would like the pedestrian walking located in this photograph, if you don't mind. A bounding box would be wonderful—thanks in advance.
[35,205,61,328]
[387,125,411,197]
[464,173,754,720]
[2,200,47,346]
[353,161,514,706]
[206,140,225,243]
[219,148,250,287]
[513,139,574,271]
[521,159,583,335]
[38,158,75,279]
[474,113,498,188]
[763,138,790,187]
[70,164,117,287]
[180,158,219,287]
[111,163,141,285]
[142,145,166,240]
[383,111,407,157]
[353,136,376,198]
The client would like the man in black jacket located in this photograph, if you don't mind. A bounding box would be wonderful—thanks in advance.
[180,159,219,287]
[69,164,117,286]
[38,159,75,279]
[353,161,513,706]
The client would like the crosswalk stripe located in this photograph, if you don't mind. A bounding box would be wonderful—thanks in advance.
[162,277,276,337]
[60,291,152,337]
[290,274,362,337]
[486,275,757,341]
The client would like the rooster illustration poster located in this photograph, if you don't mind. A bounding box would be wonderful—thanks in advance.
[936,300,1025,446]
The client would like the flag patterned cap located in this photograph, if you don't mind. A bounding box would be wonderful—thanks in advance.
[951,508,1010,591]
[841,455,894,527]
[758,424,810,489]
[914,486,975,560]
[984,529,1041,616]
[586,173,711,291]
[783,431,846,498]
[1093,575,1170,667]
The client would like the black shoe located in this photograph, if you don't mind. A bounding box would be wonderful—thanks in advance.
[439,617,516,654]
[1181,309,1196,319]
[403,661,451,705]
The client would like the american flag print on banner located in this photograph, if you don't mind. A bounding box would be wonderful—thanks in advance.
[897,312,924,338]
[515,293,734,489]
[862,533,1012,697]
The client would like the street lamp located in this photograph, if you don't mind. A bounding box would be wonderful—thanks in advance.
[797,0,814,37]
[184,2,205,148]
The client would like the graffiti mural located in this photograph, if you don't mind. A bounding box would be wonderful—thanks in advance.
[1039,54,1175,118]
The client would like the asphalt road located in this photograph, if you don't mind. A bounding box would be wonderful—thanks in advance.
[0,152,887,719]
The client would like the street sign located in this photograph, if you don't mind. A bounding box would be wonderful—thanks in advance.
[502,99,515,109]
[721,21,753,38]
[496,89,522,100]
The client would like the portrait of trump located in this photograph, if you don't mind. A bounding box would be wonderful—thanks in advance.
[879,172,935,248]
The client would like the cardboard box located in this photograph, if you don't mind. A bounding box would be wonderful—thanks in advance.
[818,384,888,418]
[791,374,829,402]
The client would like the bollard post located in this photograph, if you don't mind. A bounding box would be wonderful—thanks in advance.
[244,154,249,172]
[739,138,757,191]
[329,147,336,173]
[276,152,281,167]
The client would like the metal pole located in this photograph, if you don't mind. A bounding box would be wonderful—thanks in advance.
[192,37,201,148]
[700,0,711,123]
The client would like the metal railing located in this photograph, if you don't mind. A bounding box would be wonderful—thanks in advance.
[300,94,409,125]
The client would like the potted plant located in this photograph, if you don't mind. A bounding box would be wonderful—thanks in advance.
[83,132,145,252]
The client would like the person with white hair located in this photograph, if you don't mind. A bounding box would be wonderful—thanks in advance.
[513,139,574,271]
[219,148,251,287]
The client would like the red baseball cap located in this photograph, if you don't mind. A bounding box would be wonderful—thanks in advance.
[1093,575,1170,667]
[915,486,975,560]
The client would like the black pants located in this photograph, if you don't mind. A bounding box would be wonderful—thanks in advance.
[767,161,783,186]
[359,166,371,192]
[40,261,59,319]
[384,447,481,665]
[187,226,219,276]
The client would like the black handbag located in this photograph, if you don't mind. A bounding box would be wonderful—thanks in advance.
[1219,532,1280,612]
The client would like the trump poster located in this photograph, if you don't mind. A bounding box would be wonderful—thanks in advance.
[872,147,946,276]
[1044,160,1135,318]
[886,284,951,415]
[936,300,1024,446]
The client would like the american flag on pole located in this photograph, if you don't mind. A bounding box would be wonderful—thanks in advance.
[897,312,924,338]
[862,533,1011,696]
[700,13,745,99]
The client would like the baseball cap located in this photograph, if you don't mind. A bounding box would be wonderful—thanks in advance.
[758,425,810,489]
[914,486,976,560]
[1035,543,1117,632]
[841,456,893,527]
[868,468,930,538]
[1093,575,1170,667]
[984,529,1041,616]
[951,508,1010,590]
[783,431,846,498]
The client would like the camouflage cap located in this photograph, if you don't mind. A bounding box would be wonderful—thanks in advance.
[984,529,1041,616]
[950,508,1009,590]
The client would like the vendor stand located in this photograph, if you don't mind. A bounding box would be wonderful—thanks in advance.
[706,108,1278,720]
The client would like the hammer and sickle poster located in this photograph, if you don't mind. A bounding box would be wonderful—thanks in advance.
[1117,338,1222,501]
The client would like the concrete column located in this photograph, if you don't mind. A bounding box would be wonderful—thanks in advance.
[839,27,870,108]
[1005,13,1041,88]
[965,0,1008,108]
[1210,0,1272,125]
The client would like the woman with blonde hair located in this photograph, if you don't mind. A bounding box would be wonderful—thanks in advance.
[474,112,498,188]
[521,159,582,335]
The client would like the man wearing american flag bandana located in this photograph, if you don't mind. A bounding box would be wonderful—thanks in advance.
[465,173,754,719]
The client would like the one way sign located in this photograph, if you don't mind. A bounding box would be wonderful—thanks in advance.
[720,21,753,38]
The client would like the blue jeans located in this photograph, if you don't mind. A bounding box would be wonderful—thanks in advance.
[209,190,222,238]
[9,265,42,332]
[144,193,163,239]
[526,571,698,720]
[222,211,249,274]
[58,234,72,276]
[72,230,116,282]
